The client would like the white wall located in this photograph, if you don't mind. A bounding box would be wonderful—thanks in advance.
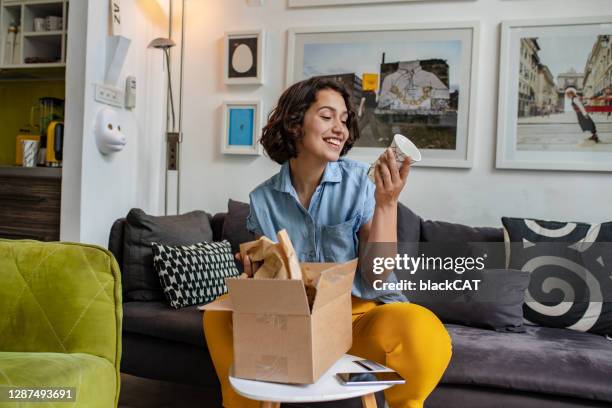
[178,0,612,227]
[62,0,169,246]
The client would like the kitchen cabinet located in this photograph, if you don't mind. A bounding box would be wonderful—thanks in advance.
[1,0,68,69]
[0,1,67,241]
[0,166,61,241]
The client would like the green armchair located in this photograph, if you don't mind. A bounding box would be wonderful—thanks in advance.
[0,240,122,407]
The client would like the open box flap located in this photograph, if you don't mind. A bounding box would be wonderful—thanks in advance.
[227,277,311,316]
[198,295,233,312]
[311,259,358,312]
[301,263,336,284]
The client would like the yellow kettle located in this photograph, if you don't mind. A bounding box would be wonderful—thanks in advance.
[45,121,64,167]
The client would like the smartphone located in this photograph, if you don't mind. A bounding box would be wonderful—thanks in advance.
[336,371,405,386]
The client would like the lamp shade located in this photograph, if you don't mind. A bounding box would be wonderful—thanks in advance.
[147,37,176,49]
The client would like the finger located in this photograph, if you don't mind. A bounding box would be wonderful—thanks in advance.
[235,252,242,261]
[377,150,388,162]
[243,254,253,277]
[399,158,411,182]
[378,160,393,189]
[387,148,401,183]
[374,161,383,189]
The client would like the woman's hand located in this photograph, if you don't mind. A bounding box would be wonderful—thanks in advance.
[373,148,410,208]
[235,252,261,278]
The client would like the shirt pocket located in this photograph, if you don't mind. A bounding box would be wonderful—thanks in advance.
[320,216,359,262]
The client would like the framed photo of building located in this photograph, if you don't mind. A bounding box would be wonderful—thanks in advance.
[287,22,479,168]
[224,30,264,85]
[496,17,612,172]
[221,101,262,155]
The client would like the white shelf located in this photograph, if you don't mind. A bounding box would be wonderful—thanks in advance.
[1,0,68,67]
[1,62,64,68]
[23,30,63,37]
[0,64,64,80]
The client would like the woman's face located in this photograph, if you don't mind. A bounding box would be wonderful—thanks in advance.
[297,89,349,163]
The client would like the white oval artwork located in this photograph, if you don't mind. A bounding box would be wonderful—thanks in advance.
[231,43,254,73]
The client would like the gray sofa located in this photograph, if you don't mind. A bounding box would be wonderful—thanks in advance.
[109,202,612,408]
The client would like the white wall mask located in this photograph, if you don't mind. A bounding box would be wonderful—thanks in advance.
[95,107,126,154]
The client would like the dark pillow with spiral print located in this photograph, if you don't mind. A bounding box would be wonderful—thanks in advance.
[152,240,239,309]
[502,217,612,335]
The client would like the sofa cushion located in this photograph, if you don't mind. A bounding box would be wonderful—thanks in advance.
[223,199,256,254]
[123,301,205,347]
[503,216,612,335]
[397,202,421,243]
[152,241,239,309]
[421,220,503,243]
[123,209,213,301]
[417,269,530,332]
[419,220,506,270]
[442,324,612,403]
[0,351,117,408]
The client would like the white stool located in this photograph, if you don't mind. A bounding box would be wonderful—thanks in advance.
[229,354,392,408]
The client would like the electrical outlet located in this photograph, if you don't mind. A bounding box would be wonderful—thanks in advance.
[167,132,180,170]
[95,83,124,108]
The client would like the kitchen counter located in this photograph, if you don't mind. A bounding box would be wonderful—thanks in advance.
[0,165,61,179]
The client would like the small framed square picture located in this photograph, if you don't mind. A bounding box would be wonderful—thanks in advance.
[221,101,263,155]
[224,30,265,85]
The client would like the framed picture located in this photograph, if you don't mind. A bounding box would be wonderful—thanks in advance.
[224,30,264,85]
[288,0,473,7]
[287,23,479,168]
[221,101,262,155]
[496,17,612,172]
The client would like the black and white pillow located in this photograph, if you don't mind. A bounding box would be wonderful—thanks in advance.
[151,240,239,309]
[502,217,612,335]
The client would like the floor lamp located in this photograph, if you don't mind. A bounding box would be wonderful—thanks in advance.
[147,0,185,215]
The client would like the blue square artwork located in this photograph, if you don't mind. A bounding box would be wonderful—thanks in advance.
[228,107,254,146]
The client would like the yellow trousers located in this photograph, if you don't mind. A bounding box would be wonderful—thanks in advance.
[203,296,452,408]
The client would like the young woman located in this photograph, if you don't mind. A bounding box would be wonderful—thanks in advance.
[204,77,452,408]
[566,87,600,143]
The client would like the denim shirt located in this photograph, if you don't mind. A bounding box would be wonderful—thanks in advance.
[246,158,407,304]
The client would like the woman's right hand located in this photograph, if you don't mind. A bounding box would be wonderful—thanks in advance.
[235,252,261,277]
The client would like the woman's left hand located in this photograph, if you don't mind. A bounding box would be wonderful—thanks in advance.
[374,148,410,207]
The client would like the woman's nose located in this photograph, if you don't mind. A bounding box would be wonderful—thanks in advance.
[331,118,344,133]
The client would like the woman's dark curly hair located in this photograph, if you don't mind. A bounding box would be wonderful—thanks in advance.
[260,77,360,164]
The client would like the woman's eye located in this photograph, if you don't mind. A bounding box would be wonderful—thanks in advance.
[321,116,331,120]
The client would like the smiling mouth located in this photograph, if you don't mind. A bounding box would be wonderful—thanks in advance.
[323,137,343,149]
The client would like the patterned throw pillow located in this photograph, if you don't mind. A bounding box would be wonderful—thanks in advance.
[502,217,612,335]
[151,240,239,309]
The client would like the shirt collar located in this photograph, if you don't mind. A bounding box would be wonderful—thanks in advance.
[273,161,342,193]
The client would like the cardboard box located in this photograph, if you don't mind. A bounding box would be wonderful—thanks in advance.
[202,259,357,384]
